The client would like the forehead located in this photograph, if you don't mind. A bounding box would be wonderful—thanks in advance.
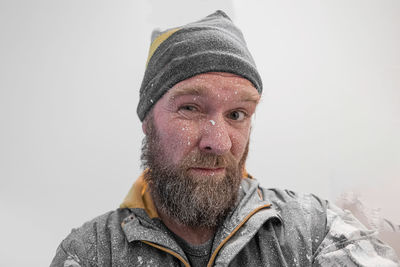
[166,72,260,102]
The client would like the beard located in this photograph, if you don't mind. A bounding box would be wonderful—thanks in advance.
[141,116,249,228]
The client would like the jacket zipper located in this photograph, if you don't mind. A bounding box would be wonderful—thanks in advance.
[206,203,272,267]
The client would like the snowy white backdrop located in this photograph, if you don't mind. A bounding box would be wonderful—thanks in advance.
[0,0,399,265]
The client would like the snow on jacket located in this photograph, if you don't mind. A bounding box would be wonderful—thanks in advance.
[51,173,400,266]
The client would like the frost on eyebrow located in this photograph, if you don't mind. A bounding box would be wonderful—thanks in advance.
[168,84,260,106]
[169,86,204,99]
[166,86,204,107]
[239,91,260,104]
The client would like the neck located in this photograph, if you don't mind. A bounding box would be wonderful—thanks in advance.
[158,208,215,245]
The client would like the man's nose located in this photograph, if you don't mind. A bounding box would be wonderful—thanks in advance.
[199,116,232,155]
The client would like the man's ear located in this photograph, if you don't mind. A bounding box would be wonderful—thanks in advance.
[142,109,153,135]
[142,120,148,135]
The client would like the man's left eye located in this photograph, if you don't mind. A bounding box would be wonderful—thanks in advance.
[228,110,246,121]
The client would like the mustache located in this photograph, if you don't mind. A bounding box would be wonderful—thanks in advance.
[179,151,236,169]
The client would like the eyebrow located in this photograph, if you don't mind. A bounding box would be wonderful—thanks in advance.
[240,92,260,104]
[169,86,204,98]
[169,86,260,104]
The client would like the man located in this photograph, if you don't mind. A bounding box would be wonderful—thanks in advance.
[51,10,399,266]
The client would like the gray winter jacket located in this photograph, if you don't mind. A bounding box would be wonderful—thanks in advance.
[51,174,399,266]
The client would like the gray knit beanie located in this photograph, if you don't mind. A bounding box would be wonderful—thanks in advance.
[137,10,262,121]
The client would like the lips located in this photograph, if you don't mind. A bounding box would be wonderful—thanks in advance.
[189,167,226,174]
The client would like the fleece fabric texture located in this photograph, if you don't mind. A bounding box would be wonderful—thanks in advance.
[137,10,262,121]
[51,177,400,266]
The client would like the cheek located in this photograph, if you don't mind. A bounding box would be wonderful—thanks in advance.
[230,125,251,160]
[176,122,198,147]
[158,120,199,162]
[230,133,249,159]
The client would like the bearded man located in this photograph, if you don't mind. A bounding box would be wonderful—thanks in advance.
[51,11,399,267]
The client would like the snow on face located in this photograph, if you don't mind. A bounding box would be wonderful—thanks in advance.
[147,72,260,168]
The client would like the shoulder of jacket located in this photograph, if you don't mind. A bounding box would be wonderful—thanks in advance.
[258,188,329,253]
[260,187,328,233]
[62,210,130,253]
[68,208,132,240]
[53,209,132,266]
[261,188,327,209]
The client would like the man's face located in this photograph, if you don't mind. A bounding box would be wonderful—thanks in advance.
[142,72,260,227]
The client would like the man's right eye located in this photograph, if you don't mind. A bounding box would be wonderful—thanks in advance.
[179,105,197,112]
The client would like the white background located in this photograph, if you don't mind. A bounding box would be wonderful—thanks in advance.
[0,0,399,265]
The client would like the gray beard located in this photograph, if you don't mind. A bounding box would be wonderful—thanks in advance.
[141,117,247,228]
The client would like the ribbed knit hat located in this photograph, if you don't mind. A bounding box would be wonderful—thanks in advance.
[137,10,262,121]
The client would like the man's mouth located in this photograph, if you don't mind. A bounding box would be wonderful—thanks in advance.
[189,167,226,175]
